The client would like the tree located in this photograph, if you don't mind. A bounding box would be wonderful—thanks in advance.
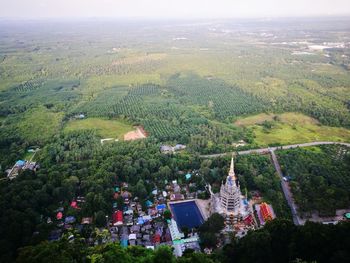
[95,211,106,228]
[153,246,174,263]
[163,210,172,220]
[199,213,225,233]
[199,232,218,249]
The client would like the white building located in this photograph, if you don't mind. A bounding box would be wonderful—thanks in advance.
[219,157,242,214]
[209,156,253,230]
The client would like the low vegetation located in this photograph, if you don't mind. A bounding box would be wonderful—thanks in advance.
[64,118,134,140]
[235,113,350,146]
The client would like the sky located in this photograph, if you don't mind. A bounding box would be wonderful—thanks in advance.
[0,0,350,19]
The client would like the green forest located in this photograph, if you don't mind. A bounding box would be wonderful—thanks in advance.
[277,145,350,216]
[16,219,350,263]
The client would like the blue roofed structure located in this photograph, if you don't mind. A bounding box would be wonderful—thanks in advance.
[156,204,167,211]
[16,160,26,167]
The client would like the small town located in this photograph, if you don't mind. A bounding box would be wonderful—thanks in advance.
[25,156,276,257]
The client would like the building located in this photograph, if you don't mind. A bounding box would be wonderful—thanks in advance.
[219,157,242,214]
[210,156,255,232]
[113,211,123,226]
[260,202,273,222]
[255,202,276,226]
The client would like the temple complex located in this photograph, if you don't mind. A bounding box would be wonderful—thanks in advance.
[210,156,255,234]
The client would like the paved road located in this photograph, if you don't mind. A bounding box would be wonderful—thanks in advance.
[200,141,350,158]
[200,141,350,225]
[270,150,302,225]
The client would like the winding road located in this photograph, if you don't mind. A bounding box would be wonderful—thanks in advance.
[200,141,350,225]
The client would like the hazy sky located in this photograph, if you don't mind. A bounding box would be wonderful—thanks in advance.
[1,0,350,19]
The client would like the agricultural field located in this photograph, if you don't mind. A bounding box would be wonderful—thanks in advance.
[235,112,350,146]
[0,17,350,164]
[64,118,134,140]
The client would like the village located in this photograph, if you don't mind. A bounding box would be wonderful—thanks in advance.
[5,147,277,257]
[39,156,277,257]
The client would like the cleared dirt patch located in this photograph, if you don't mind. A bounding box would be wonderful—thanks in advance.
[124,126,148,141]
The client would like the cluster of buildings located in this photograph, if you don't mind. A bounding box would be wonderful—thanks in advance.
[107,181,202,256]
[6,159,39,180]
[109,206,173,249]
[160,144,186,154]
[45,156,276,256]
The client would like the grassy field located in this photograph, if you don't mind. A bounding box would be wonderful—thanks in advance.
[235,112,350,146]
[64,118,134,139]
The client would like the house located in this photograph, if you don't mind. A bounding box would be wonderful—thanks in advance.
[170,193,184,201]
[174,144,186,151]
[148,208,158,216]
[156,204,167,212]
[160,145,173,153]
[173,184,181,193]
[70,201,79,209]
[121,191,131,199]
[124,209,133,216]
[131,225,140,233]
[142,234,150,241]
[65,216,76,224]
[112,210,123,226]
[15,160,26,167]
[145,200,153,207]
[56,212,63,220]
[129,233,137,240]
[152,234,161,244]
[125,215,133,226]
[142,215,152,223]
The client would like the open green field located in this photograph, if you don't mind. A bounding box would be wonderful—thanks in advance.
[64,118,134,139]
[235,112,350,146]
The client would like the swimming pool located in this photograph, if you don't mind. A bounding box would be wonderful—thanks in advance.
[169,201,204,229]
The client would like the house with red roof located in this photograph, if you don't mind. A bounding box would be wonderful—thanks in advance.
[113,210,123,226]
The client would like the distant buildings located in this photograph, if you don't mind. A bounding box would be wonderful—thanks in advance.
[160,144,186,154]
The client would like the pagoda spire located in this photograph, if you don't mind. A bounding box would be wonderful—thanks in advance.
[229,154,236,178]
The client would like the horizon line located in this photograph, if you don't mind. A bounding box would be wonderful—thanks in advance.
[1,13,350,21]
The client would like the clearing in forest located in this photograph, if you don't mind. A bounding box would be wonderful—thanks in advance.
[124,126,148,141]
[234,112,350,146]
[64,118,134,140]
